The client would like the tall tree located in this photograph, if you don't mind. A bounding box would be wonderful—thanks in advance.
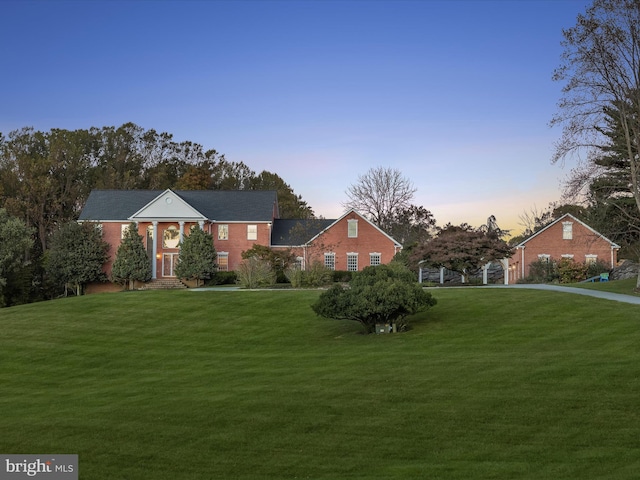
[385,204,436,247]
[0,209,34,307]
[174,226,217,287]
[111,223,152,290]
[412,223,513,283]
[46,222,109,296]
[552,0,640,285]
[251,170,314,219]
[89,123,147,190]
[342,166,416,232]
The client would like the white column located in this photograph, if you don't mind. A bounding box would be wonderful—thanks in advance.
[482,264,488,285]
[439,267,444,284]
[152,221,158,279]
[179,221,185,243]
[198,220,205,229]
[501,258,509,285]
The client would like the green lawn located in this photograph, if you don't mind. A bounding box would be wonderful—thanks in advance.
[1,286,639,479]
[573,276,640,295]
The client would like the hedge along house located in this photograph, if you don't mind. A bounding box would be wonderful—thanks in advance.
[271,209,403,271]
[507,213,620,284]
[78,190,403,288]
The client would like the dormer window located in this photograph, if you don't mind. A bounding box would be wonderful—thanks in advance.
[562,222,573,240]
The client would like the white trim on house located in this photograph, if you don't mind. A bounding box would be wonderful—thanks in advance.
[129,189,208,222]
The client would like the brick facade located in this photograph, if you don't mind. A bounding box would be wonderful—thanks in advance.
[275,210,402,271]
[80,190,402,282]
[507,214,620,283]
[98,220,272,277]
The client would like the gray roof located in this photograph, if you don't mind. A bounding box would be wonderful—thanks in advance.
[271,218,335,246]
[78,189,279,222]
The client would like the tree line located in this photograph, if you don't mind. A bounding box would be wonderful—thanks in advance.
[0,122,314,306]
[0,122,314,252]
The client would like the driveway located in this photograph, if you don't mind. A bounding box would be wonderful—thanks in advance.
[495,284,640,305]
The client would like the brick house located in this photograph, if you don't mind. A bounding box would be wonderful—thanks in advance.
[78,189,402,284]
[507,213,620,284]
[271,209,402,271]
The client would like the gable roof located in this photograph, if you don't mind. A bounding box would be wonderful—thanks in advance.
[78,189,279,222]
[130,189,207,221]
[516,213,620,249]
[271,218,335,246]
[271,210,402,247]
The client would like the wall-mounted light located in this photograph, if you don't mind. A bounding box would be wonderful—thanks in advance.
[156,253,162,260]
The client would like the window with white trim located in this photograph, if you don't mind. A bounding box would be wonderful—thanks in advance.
[369,253,381,266]
[217,252,229,271]
[538,254,551,262]
[562,222,573,240]
[218,224,228,240]
[347,253,358,271]
[324,253,336,270]
[585,254,598,265]
[561,254,574,259]
[348,219,358,238]
[247,224,258,241]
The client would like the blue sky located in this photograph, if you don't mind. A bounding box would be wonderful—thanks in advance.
[1,0,591,233]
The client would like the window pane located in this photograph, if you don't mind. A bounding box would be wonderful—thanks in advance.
[348,220,358,238]
[218,224,228,240]
[324,253,335,270]
[347,254,358,271]
[217,253,229,271]
[247,225,258,240]
[370,253,381,266]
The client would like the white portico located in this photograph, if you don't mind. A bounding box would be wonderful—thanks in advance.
[129,189,208,279]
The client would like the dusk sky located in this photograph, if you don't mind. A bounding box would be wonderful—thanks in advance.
[2,0,592,235]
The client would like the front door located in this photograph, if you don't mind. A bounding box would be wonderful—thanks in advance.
[162,253,179,277]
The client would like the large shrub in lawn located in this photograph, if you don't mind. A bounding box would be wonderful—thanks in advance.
[311,263,437,333]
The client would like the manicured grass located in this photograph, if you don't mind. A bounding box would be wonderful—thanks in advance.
[572,277,640,295]
[1,288,639,479]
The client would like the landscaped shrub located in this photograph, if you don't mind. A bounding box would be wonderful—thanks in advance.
[557,258,589,283]
[304,261,332,287]
[524,259,558,283]
[241,245,294,284]
[210,271,238,285]
[236,257,276,289]
[284,262,333,288]
[331,270,353,283]
[522,257,608,284]
[285,266,304,288]
[586,260,611,279]
[312,263,437,334]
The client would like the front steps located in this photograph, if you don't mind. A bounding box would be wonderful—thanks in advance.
[140,278,187,290]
